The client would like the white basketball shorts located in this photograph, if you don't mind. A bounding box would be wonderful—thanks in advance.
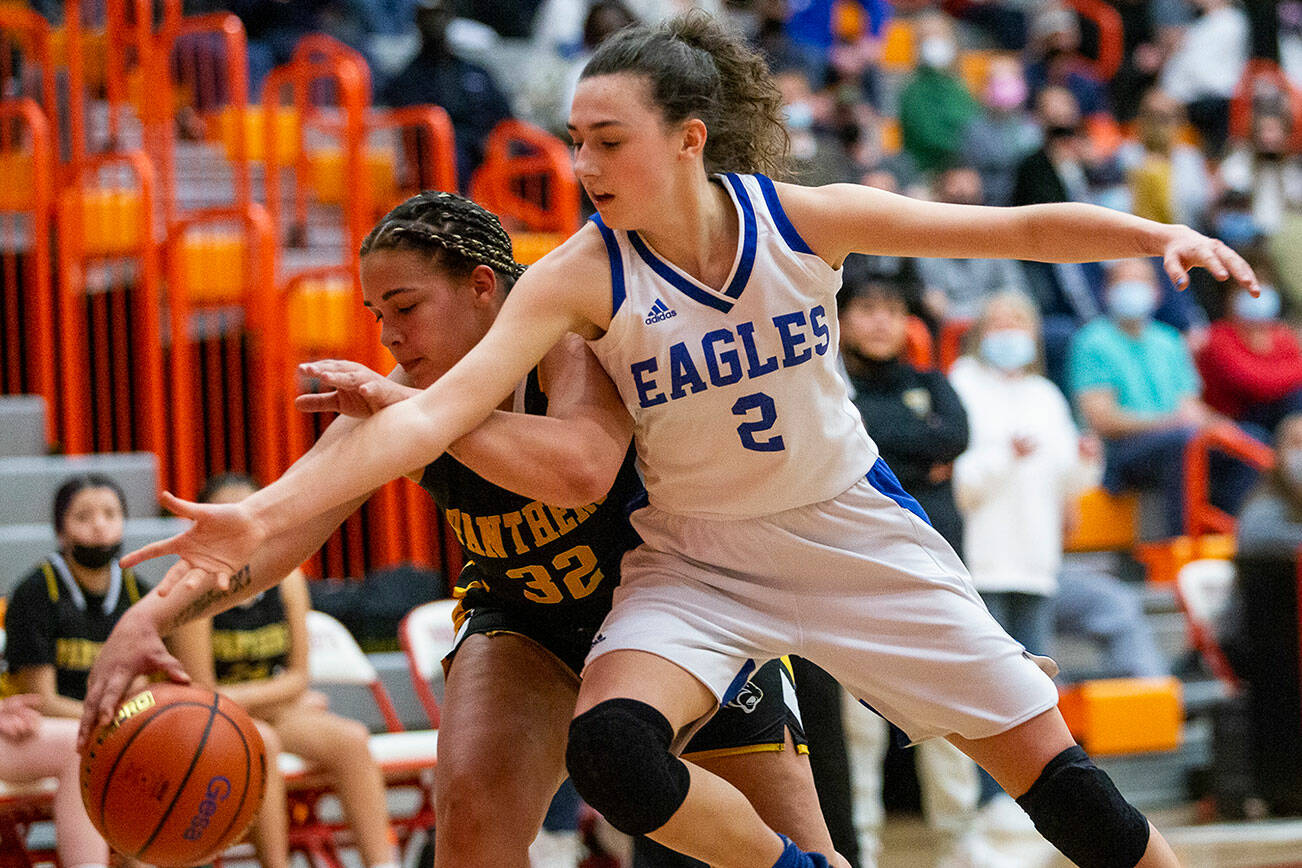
[584,459,1060,745]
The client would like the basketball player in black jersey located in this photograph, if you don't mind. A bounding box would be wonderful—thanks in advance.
[81,192,835,868]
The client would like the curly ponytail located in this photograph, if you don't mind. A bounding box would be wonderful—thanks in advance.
[581,11,789,179]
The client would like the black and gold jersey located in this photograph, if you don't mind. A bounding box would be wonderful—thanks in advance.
[3,555,146,701]
[418,370,644,624]
[210,589,290,685]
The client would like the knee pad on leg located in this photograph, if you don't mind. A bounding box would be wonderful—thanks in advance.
[1015,746,1150,868]
[565,698,690,836]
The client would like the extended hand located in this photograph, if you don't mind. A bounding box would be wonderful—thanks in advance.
[296,360,418,417]
[1162,227,1258,292]
[122,491,265,594]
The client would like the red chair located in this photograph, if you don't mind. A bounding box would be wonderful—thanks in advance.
[397,599,460,729]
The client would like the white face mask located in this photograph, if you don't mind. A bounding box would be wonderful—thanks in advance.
[1232,285,1281,322]
[919,36,957,70]
[783,100,814,133]
[979,329,1036,372]
[1108,280,1157,321]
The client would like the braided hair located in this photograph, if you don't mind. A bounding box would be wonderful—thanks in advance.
[360,191,527,290]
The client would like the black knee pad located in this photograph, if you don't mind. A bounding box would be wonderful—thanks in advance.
[566,698,691,836]
[1015,746,1150,868]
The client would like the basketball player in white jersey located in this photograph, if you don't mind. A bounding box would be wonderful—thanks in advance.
[94,12,1254,868]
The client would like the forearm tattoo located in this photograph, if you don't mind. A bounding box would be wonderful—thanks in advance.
[162,565,254,632]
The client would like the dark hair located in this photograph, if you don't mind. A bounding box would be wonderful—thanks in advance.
[581,11,789,178]
[53,474,127,534]
[198,472,260,504]
[360,191,527,291]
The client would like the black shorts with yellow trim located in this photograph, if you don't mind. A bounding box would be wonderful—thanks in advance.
[682,657,808,760]
[444,596,807,758]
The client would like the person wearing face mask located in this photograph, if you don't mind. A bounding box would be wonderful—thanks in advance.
[950,289,1102,823]
[1197,281,1302,436]
[1068,259,1257,536]
[1119,87,1212,230]
[4,475,174,717]
[898,11,978,173]
[959,55,1041,206]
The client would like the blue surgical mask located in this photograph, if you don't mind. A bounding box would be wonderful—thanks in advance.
[1232,285,1281,322]
[783,101,814,132]
[1108,280,1157,321]
[979,329,1037,372]
[1215,211,1261,249]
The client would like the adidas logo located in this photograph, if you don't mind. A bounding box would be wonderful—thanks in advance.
[644,299,678,325]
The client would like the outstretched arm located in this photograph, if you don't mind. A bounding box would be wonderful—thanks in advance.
[781,182,1258,291]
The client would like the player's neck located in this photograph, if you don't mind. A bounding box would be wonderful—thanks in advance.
[634,175,738,291]
[67,558,112,594]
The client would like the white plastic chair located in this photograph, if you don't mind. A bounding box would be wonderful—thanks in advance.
[397,599,460,729]
[1174,558,1241,690]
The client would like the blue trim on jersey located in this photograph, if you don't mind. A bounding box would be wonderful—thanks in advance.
[721,658,757,705]
[628,230,735,313]
[590,214,626,314]
[865,458,931,525]
[721,173,758,300]
[755,173,814,255]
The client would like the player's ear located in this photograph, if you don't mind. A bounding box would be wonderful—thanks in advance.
[469,264,498,304]
[679,117,707,161]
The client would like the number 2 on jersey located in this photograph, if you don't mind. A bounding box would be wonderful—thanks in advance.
[732,392,785,452]
[507,544,605,604]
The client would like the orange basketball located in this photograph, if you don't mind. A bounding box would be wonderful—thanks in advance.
[80,683,267,867]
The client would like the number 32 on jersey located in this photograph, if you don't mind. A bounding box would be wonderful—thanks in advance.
[507,544,604,604]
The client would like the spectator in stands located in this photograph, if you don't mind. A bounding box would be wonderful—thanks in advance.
[915,166,1029,323]
[1024,4,1108,118]
[838,277,989,868]
[4,475,147,718]
[959,54,1041,206]
[172,474,401,868]
[1068,258,1257,537]
[1120,88,1212,230]
[898,11,978,174]
[1219,92,1302,239]
[1159,0,1249,157]
[952,289,1099,661]
[379,0,514,190]
[1197,282,1302,435]
[781,0,890,92]
[777,66,859,186]
[1053,569,1170,680]
[0,695,110,868]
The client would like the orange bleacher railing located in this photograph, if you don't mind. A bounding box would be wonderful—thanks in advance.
[368,104,459,205]
[0,7,59,167]
[904,315,933,369]
[54,150,167,481]
[1229,59,1302,152]
[163,204,288,498]
[937,318,971,372]
[1063,0,1124,82]
[0,99,55,443]
[470,119,581,235]
[1185,422,1275,538]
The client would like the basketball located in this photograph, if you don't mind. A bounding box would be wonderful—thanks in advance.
[79,683,267,867]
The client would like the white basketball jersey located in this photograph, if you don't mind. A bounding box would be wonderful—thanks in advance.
[587,173,877,519]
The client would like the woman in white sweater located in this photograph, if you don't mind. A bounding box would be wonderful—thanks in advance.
[949,290,1101,658]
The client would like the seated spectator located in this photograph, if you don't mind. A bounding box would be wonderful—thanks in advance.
[379,0,513,191]
[780,0,890,92]
[1068,259,1258,537]
[1219,93,1302,239]
[915,166,1029,322]
[898,11,978,174]
[0,695,109,868]
[1120,87,1212,230]
[1024,4,1109,118]
[837,277,988,866]
[1159,0,1249,157]
[776,66,859,186]
[1197,283,1302,435]
[959,54,1041,206]
[1054,569,1169,680]
[1,473,290,868]
[1225,413,1302,815]
[172,474,401,868]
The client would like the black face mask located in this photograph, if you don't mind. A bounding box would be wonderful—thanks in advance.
[69,541,122,569]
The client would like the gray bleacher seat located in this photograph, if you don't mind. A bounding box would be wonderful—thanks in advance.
[0,396,47,458]
[0,453,160,526]
[0,517,187,598]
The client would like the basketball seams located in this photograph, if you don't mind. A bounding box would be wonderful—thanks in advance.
[133,694,221,860]
[89,702,209,827]
[197,705,259,863]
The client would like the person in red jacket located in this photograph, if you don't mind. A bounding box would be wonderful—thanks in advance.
[1197,283,1302,436]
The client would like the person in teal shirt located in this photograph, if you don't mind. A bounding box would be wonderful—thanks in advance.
[1068,258,1258,535]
